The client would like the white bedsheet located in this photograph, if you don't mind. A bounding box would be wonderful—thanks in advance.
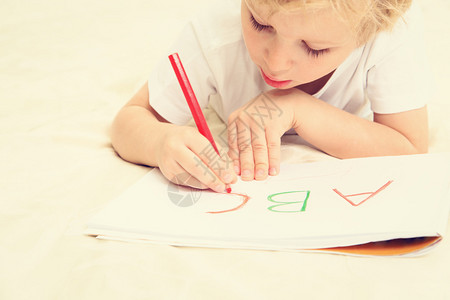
[1,0,450,299]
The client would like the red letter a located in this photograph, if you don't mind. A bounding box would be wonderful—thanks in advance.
[333,180,393,206]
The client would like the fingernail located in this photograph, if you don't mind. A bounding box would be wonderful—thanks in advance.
[234,165,240,175]
[242,169,251,177]
[256,169,264,177]
[223,173,232,183]
[214,184,225,193]
[269,168,277,176]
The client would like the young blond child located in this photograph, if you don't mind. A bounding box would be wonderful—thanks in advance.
[111,0,430,193]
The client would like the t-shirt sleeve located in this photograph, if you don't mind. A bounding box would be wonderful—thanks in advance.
[148,23,217,125]
[365,4,432,114]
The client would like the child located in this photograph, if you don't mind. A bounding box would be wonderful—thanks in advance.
[111,0,430,193]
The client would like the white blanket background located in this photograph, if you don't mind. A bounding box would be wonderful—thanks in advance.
[1,0,450,299]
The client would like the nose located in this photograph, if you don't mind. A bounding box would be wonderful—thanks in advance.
[263,37,293,76]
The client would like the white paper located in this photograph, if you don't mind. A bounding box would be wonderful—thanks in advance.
[86,153,450,254]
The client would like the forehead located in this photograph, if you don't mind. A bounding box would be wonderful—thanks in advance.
[246,1,355,46]
[245,0,334,17]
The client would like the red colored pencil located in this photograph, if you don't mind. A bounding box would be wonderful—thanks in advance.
[168,53,231,193]
[168,53,219,153]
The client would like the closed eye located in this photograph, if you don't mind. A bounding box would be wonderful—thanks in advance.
[302,41,329,58]
[249,12,329,59]
[250,15,271,32]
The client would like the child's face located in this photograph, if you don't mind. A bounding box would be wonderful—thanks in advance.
[241,0,358,89]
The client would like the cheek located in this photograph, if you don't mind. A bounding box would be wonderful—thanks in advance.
[287,58,333,84]
[298,49,353,81]
[319,48,354,75]
[242,27,264,63]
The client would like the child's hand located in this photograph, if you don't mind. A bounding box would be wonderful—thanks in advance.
[227,89,298,181]
[156,125,237,193]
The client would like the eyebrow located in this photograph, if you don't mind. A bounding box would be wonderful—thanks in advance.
[247,3,268,24]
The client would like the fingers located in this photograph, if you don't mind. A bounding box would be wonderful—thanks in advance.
[266,129,281,176]
[226,90,295,180]
[163,154,229,193]
[228,116,280,181]
[236,118,256,181]
[166,163,208,190]
[252,125,270,181]
[160,127,236,193]
[227,120,240,176]
[180,152,230,193]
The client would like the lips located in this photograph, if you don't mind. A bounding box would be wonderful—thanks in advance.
[260,69,292,88]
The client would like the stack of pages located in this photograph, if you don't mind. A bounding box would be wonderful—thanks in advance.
[85,153,450,257]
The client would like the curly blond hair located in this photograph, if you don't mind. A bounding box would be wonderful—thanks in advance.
[245,0,412,45]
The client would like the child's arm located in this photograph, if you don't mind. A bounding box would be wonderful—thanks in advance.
[111,83,236,192]
[228,88,428,181]
[291,90,428,158]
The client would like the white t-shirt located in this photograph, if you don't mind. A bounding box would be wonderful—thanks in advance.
[148,0,430,126]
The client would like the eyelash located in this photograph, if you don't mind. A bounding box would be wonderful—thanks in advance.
[250,15,270,32]
[302,42,329,58]
[249,15,329,58]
